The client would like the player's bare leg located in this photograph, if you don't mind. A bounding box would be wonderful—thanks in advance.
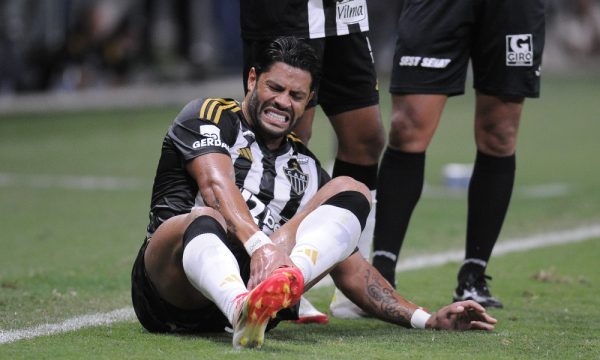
[144,211,220,310]
[145,209,303,349]
[371,94,446,288]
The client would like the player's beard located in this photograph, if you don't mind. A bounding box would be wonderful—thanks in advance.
[247,87,295,142]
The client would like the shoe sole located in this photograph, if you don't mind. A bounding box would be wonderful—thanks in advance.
[233,267,304,349]
[453,293,504,309]
[292,314,329,325]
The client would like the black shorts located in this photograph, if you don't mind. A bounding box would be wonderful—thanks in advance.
[130,239,229,333]
[389,0,545,98]
[243,32,379,116]
[130,237,299,334]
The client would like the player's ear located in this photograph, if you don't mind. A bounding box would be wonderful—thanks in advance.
[307,90,315,104]
[247,67,257,92]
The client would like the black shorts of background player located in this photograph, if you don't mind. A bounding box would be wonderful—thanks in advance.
[372,0,546,308]
[240,0,386,320]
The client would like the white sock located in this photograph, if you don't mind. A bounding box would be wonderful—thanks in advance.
[357,189,376,260]
[182,234,248,324]
[329,190,374,314]
[290,204,362,285]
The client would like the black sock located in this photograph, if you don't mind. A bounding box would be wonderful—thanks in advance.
[463,151,515,276]
[332,158,378,190]
[323,190,371,230]
[182,215,227,248]
[372,148,425,287]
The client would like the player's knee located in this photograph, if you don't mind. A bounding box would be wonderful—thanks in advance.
[364,129,386,159]
[388,111,431,152]
[478,138,516,157]
[476,124,518,156]
[357,121,386,156]
[328,176,371,204]
[182,213,227,249]
[337,127,385,163]
[333,107,385,162]
[188,207,225,227]
[322,189,371,232]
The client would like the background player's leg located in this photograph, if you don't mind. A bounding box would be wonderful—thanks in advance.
[372,94,446,287]
[454,93,523,308]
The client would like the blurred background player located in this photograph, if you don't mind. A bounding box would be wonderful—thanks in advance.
[240,0,386,321]
[372,0,546,308]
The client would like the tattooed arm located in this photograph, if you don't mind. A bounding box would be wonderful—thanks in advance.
[330,252,497,330]
[330,252,417,326]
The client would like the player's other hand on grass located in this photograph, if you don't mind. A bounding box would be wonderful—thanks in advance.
[427,300,497,331]
[247,243,295,290]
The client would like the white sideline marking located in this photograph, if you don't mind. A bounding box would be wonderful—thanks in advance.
[0,172,573,199]
[2,225,599,345]
[0,307,135,345]
[423,183,572,199]
[0,173,148,191]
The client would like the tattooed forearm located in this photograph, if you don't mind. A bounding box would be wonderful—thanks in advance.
[364,269,412,326]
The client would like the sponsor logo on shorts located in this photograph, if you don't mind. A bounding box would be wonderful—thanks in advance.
[398,56,451,69]
[506,34,533,66]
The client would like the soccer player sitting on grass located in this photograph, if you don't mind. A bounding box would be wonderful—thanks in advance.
[130,36,497,349]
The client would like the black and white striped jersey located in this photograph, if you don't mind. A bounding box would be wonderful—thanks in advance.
[240,0,370,40]
[146,97,330,237]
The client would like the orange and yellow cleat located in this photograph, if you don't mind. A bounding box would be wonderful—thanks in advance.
[233,267,304,349]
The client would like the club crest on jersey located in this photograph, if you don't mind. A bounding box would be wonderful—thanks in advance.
[284,159,309,195]
[506,34,533,66]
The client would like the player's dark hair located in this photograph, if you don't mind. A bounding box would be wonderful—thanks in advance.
[255,36,321,91]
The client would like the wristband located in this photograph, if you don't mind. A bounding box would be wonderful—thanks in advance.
[410,308,431,329]
[244,231,273,256]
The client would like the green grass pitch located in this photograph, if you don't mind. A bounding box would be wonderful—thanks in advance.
[1,73,599,358]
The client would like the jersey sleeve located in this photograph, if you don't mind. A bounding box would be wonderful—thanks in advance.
[167,98,242,161]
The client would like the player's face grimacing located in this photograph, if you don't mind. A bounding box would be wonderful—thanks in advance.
[244,62,313,146]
